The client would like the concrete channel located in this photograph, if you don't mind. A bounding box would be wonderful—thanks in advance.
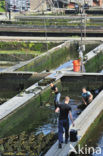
[0,71,102,155]
[0,40,70,73]
[0,26,103,36]
[46,90,103,156]
[0,40,102,155]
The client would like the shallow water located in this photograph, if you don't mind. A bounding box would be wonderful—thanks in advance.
[35,98,81,136]
[0,67,5,71]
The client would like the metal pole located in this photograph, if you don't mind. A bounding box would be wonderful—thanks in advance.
[5,1,7,17]
[84,9,87,40]
[80,5,84,72]
[80,6,83,44]
[43,1,48,51]
[44,17,48,51]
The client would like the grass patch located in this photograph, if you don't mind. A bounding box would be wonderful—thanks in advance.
[0,50,41,55]
[0,42,60,61]
[0,42,60,52]
[0,0,5,12]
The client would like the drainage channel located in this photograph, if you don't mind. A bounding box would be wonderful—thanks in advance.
[0,42,102,155]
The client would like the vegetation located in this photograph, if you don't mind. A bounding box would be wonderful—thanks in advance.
[18,42,79,72]
[0,42,60,61]
[0,81,61,137]
[2,18,103,27]
[0,80,61,154]
[85,52,103,72]
[79,111,103,147]
[18,42,100,72]
[0,131,56,155]
[0,42,59,52]
[0,0,5,12]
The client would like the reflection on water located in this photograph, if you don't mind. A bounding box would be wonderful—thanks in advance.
[0,67,5,71]
[93,136,103,156]
[100,70,103,73]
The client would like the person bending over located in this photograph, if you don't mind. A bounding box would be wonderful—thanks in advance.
[50,83,61,108]
[55,96,74,148]
[82,87,93,107]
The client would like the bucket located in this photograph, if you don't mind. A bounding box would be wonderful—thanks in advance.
[70,129,78,142]
[73,60,81,72]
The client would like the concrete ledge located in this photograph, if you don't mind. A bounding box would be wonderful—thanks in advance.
[85,44,103,61]
[60,72,103,76]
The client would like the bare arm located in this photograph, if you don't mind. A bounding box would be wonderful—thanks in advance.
[89,93,93,101]
[55,107,60,113]
[82,97,87,105]
[55,87,58,93]
[69,111,74,127]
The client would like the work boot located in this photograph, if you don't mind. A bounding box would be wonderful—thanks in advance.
[58,143,62,149]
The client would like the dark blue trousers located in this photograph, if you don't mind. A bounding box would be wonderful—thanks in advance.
[58,119,69,143]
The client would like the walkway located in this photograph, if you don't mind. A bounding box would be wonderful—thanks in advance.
[0,36,103,42]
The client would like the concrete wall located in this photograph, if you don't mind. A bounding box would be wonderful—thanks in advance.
[0,72,48,93]
[85,52,103,72]
[45,74,103,156]
[61,74,103,97]
[18,41,79,72]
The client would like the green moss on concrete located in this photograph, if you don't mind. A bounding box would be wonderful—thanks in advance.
[12,18,103,27]
[84,43,100,55]
[85,52,103,72]
[0,80,61,138]
[0,42,59,52]
[79,110,103,147]
[0,0,5,12]
[0,131,57,155]
[0,42,60,61]
[18,43,79,72]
